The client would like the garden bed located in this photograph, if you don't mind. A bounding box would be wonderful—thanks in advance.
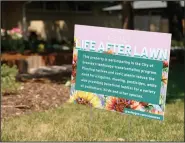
[1,80,70,119]
[1,52,73,73]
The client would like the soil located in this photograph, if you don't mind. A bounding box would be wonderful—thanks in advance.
[1,79,70,119]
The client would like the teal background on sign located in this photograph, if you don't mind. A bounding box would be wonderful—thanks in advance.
[124,108,164,120]
[76,50,163,104]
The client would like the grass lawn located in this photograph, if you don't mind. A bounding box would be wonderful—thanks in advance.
[1,64,184,141]
[1,100,184,142]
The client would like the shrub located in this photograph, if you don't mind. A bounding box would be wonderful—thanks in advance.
[1,64,20,95]
[1,28,26,53]
[171,40,185,47]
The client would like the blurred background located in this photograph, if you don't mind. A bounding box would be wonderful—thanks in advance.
[1,1,185,67]
[1,1,185,119]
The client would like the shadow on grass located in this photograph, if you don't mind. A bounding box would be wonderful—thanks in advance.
[166,63,184,104]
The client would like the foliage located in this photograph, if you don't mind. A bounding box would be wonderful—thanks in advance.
[171,40,184,47]
[37,43,45,53]
[1,28,73,54]
[1,64,20,94]
[1,28,26,53]
[1,38,26,53]
[7,28,22,40]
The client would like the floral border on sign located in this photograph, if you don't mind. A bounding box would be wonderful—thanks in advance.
[69,37,167,117]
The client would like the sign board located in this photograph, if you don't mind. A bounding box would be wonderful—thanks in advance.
[69,25,171,120]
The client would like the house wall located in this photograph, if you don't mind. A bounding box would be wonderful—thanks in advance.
[1,1,23,29]
[1,1,122,40]
[2,1,171,40]
[134,15,169,33]
[1,2,122,40]
[26,11,122,40]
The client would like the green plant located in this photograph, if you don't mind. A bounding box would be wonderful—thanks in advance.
[171,40,185,47]
[37,43,45,53]
[1,64,20,94]
[1,28,26,53]
[1,101,184,141]
[1,35,26,53]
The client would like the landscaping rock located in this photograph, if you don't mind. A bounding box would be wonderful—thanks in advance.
[17,65,72,82]
[30,65,72,75]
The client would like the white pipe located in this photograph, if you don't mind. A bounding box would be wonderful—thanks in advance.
[22,1,31,40]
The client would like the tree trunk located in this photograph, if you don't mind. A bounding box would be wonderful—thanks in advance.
[167,1,184,41]
[121,1,134,30]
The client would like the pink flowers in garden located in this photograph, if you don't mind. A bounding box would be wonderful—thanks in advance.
[7,28,22,39]
[1,27,23,39]
[1,28,5,36]
[9,28,22,34]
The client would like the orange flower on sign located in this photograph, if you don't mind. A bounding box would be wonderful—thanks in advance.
[129,100,143,110]
[104,49,114,54]
[105,97,129,112]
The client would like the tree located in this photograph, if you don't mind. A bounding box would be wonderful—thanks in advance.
[167,1,184,41]
[121,1,134,30]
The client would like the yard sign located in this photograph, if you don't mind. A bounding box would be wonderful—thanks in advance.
[69,25,171,121]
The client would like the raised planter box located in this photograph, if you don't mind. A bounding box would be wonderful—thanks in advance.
[1,52,73,74]
[1,47,184,74]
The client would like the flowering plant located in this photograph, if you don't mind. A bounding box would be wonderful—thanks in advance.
[37,43,45,53]
[7,28,23,40]
[1,27,26,53]
[1,28,5,37]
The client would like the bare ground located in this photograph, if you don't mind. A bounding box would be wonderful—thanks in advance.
[1,80,70,119]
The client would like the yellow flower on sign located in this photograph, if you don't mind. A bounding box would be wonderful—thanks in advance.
[161,74,167,85]
[69,91,102,108]
[74,37,80,49]
[74,37,77,42]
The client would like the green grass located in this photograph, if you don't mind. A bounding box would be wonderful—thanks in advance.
[2,63,184,141]
[1,100,184,142]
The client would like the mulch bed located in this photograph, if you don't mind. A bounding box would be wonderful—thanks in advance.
[1,80,70,119]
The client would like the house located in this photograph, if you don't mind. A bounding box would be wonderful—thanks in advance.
[1,1,184,41]
[102,1,185,34]
[1,1,122,41]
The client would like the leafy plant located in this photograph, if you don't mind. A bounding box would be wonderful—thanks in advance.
[37,43,45,53]
[171,40,185,47]
[1,64,20,95]
[1,28,26,53]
